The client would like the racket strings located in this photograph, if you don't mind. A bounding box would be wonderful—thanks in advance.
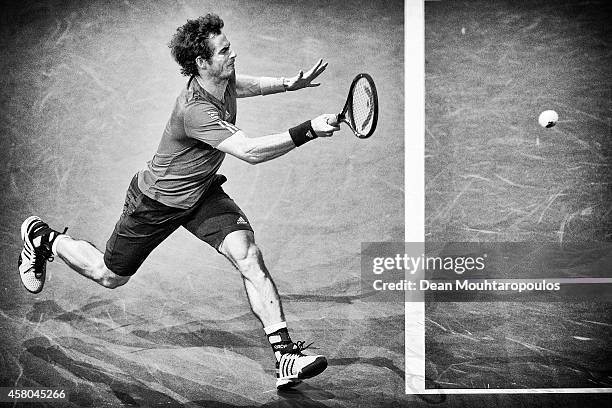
[351,79,375,135]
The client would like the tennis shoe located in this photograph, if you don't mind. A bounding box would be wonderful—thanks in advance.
[18,216,64,294]
[276,341,327,390]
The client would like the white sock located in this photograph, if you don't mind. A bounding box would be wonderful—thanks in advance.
[264,321,287,335]
[51,234,71,257]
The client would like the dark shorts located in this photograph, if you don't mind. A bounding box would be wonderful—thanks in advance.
[104,174,253,276]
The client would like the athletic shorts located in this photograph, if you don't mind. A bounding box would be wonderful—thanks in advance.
[104,173,253,276]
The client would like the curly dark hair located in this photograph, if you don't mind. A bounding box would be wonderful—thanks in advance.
[169,14,224,77]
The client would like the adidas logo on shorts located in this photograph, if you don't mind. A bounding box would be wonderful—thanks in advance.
[236,216,248,225]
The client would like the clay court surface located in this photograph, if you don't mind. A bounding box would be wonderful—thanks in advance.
[0,0,611,407]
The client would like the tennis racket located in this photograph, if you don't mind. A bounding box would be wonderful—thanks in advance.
[337,73,378,138]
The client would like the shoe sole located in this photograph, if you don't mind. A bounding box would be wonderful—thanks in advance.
[276,357,328,390]
[19,216,45,294]
[298,356,328,380]
[276,379,302,390]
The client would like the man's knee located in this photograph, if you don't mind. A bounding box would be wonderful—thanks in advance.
[221,235,264,279]
[221,231,256,261]
[236,243,261,264]
[100,276,129,289]
[234,244,262,273]
[94,263,130,289]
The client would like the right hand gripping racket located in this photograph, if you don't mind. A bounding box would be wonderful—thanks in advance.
[337,73,378,138]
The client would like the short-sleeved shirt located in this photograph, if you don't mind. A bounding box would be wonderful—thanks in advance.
[137,74,239,209]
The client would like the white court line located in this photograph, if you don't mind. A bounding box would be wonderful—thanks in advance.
[418,388,612,394]
[403,0,612,395]
[404,0,426,396]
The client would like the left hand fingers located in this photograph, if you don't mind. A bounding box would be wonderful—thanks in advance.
[286,60,328,91]
[303,59,327,80]
[304,59,322,76]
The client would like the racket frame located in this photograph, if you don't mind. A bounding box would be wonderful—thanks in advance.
[338,73,378,139]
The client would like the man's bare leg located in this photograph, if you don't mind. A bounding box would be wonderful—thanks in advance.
[219,230,283,327]
[19,216,129,293]
[219,230,327,389]
[54,236,130,289]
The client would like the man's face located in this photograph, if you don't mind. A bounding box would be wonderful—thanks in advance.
[204,32,236,80]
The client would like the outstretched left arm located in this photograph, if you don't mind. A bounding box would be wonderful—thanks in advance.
[236,59,328,98]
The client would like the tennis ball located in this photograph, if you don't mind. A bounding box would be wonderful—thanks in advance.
[538,110,558,128]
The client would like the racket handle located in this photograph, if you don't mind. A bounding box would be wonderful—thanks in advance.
[337,112,345,121]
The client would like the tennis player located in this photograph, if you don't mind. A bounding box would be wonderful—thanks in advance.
[18,13,339,389]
